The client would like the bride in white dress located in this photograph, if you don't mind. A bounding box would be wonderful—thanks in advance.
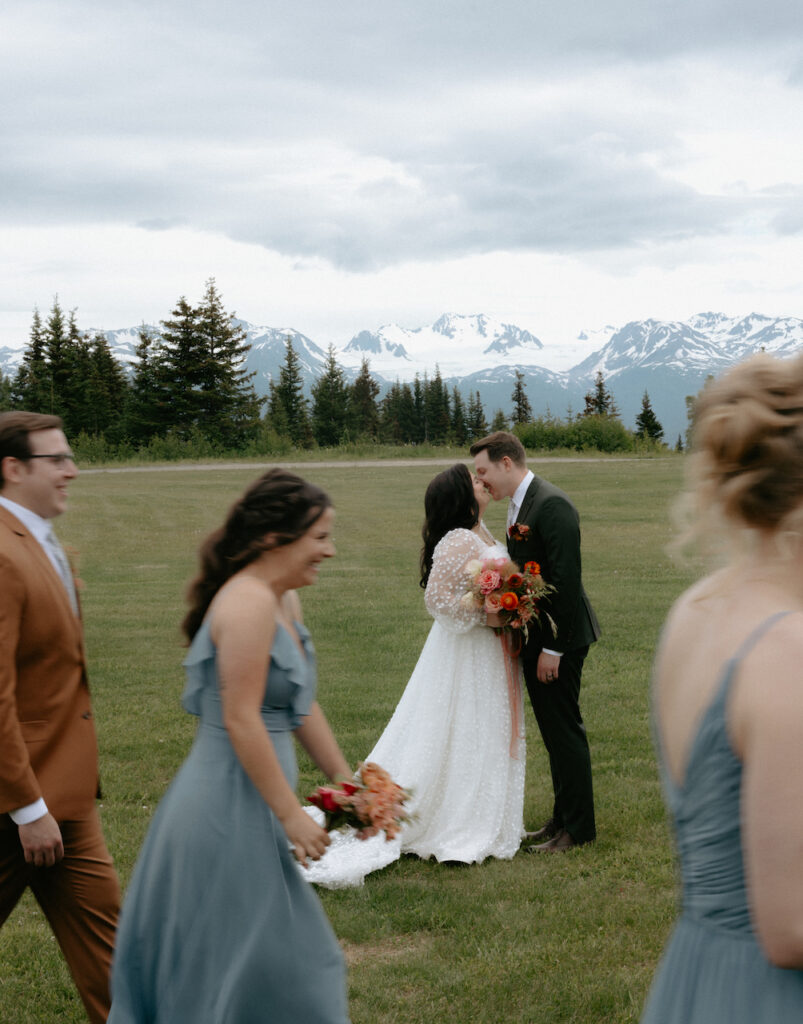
[302,463,525,888]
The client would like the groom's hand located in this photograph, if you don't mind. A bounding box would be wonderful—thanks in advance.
[536,651,561,684]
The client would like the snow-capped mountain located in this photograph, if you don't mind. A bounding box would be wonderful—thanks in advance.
[231,321,329,389]
[339,313,546,378]
[569,319,730,380]
[2,311,802,442]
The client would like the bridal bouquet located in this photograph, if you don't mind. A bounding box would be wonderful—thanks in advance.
[461,555,556,644]
[308,762,411,841]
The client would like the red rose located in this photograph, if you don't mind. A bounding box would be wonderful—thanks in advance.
[309,786,340,813]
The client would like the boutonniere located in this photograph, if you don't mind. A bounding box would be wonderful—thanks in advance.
[508,522,530,542]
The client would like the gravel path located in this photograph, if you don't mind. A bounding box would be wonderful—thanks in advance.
[80,455,648,475]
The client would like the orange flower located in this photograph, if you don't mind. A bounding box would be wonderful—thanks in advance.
[506,572,523,588]
[500,592,519,610]
[524,561,541,575]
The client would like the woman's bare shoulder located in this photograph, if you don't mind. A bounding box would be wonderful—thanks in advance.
[210,575,277,636]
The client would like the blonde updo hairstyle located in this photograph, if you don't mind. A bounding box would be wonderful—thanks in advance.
[676,352,803,556]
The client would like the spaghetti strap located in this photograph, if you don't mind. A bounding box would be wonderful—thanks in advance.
[730,610,794,664]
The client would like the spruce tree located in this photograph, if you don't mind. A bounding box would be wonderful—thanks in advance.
[61,310,92,435]
[311,345,349,447]
[157,296,208,439]
[380,381,418,443]
[84,334,129,440]
[511,370,533,424]
[195,279,262,447]
[270,337,312,446]
[583,370,618,417]
[43,297,70,417]
[0,370,11,411]
[12,308,50,411]
[634,390,664,442]
[411,374,426,443]
[491,409,508,431]
[467,390,488,440]
[450,386,468,444]
[348,358,380,439]
[425,367,451,444]
[379,382,401,443]
[397,382,418,443]
[128,327,167,443]
[675,434,684,453]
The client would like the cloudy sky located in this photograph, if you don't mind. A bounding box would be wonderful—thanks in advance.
[1,0,802,352]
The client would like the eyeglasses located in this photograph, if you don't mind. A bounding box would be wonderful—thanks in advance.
[24,453,76,465]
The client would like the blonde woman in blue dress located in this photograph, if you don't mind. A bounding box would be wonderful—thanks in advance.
[641,353,803,1022]
[109,470,351,1024]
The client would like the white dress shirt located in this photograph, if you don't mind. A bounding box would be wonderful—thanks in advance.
[506,473,561,659]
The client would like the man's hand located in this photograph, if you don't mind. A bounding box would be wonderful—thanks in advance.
[19,813,64,867]
[537,651,561,684]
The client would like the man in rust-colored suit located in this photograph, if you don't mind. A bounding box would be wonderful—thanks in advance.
[0,411,119,1023]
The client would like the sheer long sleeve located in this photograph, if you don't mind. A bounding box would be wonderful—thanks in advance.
[424,529,485,634]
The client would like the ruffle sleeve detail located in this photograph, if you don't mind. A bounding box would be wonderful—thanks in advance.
[265,622,316,729]
[181,621,216,716]
[424,529,486,634]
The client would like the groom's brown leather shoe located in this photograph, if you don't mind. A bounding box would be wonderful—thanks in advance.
[522,818,559,844]
[526,828,579,853]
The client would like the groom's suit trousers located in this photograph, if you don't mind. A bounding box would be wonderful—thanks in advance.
[522,645,596,844]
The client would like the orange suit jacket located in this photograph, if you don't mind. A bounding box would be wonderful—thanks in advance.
[0,506,100,823]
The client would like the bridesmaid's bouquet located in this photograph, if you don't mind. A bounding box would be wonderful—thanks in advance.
[461,555,556,644]
[308,762,411,841]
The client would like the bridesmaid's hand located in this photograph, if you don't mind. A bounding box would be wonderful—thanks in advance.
[283,807,331,867]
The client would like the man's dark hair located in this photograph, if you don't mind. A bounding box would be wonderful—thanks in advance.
[469,430,526,467]
[0,411,64,487]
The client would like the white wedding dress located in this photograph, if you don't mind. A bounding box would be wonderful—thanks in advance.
[302,526,525,889]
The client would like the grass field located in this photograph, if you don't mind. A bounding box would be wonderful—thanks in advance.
[0,456,699,1023]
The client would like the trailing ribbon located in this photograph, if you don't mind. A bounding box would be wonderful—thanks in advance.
[499,631,524,759]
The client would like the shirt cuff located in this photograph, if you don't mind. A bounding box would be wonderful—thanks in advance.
[542,648,563,658]
[9,799,48,825]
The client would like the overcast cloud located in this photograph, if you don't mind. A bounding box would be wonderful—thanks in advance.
[1,0,802,347]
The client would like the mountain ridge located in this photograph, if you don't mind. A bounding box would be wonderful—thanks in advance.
[1,311,801,442]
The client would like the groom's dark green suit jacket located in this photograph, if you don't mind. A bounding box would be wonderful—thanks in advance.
[506,475,601,656]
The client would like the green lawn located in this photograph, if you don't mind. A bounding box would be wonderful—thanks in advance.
[0,457,696,1023]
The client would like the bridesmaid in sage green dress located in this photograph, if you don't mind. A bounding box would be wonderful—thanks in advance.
[109,470,351,1024]
[641,353,803,1022]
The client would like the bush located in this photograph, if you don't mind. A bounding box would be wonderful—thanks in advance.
[517,414,634,453]
[566,414,633,453]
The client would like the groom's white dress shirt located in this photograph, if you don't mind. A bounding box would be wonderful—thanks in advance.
[507,472,561,659]
[507,471,534,531]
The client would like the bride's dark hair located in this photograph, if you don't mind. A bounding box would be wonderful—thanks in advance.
[182,469,332,642]
[419,463,479,588]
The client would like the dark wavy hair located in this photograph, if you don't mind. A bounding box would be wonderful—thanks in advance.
[182,469,332,641]
[419,463,479,588]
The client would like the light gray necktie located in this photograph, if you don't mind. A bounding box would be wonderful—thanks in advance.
[507,501,517,532]
[45,528,78,614]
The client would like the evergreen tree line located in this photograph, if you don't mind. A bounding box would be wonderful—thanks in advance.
[0,282,680,458]
[6,280,262,451]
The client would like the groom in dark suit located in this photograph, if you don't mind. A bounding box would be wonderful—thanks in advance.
[471,431,600,850]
